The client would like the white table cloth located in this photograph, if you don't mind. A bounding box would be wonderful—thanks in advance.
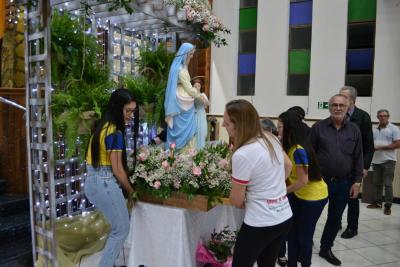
[127,201,244,267]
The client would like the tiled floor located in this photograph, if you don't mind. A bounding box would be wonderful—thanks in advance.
[83,202,400,267]
[301,202,400,267]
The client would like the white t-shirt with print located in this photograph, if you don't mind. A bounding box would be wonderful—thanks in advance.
[232,138,292,227]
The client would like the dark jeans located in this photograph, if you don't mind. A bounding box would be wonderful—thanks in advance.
[287,194,328,267]
[345,195,360,231]
[320,178,351,251]
[232,218,292,267]
[372,161,396,208]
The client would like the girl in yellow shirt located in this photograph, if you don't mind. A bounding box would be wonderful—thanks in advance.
[278,111,328,267]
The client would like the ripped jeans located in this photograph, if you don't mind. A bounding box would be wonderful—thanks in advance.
[85,165,130,267]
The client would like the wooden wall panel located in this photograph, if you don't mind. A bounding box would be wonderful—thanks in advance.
[189,46,211,99]
[0,87,27,195]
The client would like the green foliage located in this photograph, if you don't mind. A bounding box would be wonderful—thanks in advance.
[51,11,107,86]
[137,44,175,84]
[51,11,113,158]
[123,76,165,125]
[52,80,114,158]
[124,44,174,125]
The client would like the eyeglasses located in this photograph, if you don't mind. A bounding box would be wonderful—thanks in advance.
[330,103,347,108]
[378,114,389,118]
[124,107,137,113]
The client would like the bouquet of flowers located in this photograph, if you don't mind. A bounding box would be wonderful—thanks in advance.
[130,142,232,202]
[163,0,231,47]
[196,226,238,267]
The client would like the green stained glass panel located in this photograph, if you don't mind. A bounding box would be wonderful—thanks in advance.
[348,0,376,22]
[239,8,257,30]
[289,50,311,74]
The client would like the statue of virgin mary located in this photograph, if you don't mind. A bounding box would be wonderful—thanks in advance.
[164,43,206,150]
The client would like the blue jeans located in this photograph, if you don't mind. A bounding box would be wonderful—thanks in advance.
[287,194,327,267]
[320,178,351,251]
[85,165,130,267]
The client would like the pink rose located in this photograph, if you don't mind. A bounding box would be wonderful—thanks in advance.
[173,180,181,189]
[188,148,197,156]
[217,159,229,169]
[202,23,209,32]
[162,160,170,169]
[192,166,202,176]
[170,142,176,149]
[138,152,148,161]
[187,10,195,21]
[153,181,161,189]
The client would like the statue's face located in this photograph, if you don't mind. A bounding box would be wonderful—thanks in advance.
[193,82,201,91]
[185,49,195,65]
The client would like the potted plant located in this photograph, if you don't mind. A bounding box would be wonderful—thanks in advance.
[196,226,238,267]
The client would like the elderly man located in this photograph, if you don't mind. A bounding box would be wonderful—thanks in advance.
[368,109,400,215]
[311,94,363,266]
[339,86,374,239]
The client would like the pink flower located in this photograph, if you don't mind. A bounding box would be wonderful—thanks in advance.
[188,148,197,156]
[162,160,170,169]
[202,23,209,32]
[192,166,202,176]
[187,10,195,21]
[170,142,176,149]
[138,152,148,161]
[173,180,181,189]
[153,181,161,189]
[217,159,229,169]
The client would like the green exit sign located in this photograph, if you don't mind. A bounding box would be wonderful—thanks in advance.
[318,102,329,109]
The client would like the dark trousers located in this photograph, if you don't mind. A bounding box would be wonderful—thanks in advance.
[320,178,351,251]
[232,218,292,267]
[346,197,360,230]
[373,161,396,208]
[278,235,287,257]
[287,194,327,267]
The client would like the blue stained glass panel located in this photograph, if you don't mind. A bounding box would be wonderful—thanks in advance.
[347,49,373,71]
[290,0,313,26]
[239,54,256,75]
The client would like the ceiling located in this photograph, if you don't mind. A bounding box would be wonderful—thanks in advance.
[50,0,193,36]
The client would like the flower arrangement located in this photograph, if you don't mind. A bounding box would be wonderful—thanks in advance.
[130,142,232,203]
[163,0,231,47]
[196,226,238,267]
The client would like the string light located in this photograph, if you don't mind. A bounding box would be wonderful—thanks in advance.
[7,1,21,26]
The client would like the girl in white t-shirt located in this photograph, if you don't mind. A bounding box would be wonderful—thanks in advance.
[223,99,293,267]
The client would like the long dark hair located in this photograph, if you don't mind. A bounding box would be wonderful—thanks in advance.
[279,111,321,181]
[89,88,139,172]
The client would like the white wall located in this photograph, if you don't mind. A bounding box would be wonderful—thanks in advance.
[371,0,400,121]
[308,0,348,119]
[211,0,400,122]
